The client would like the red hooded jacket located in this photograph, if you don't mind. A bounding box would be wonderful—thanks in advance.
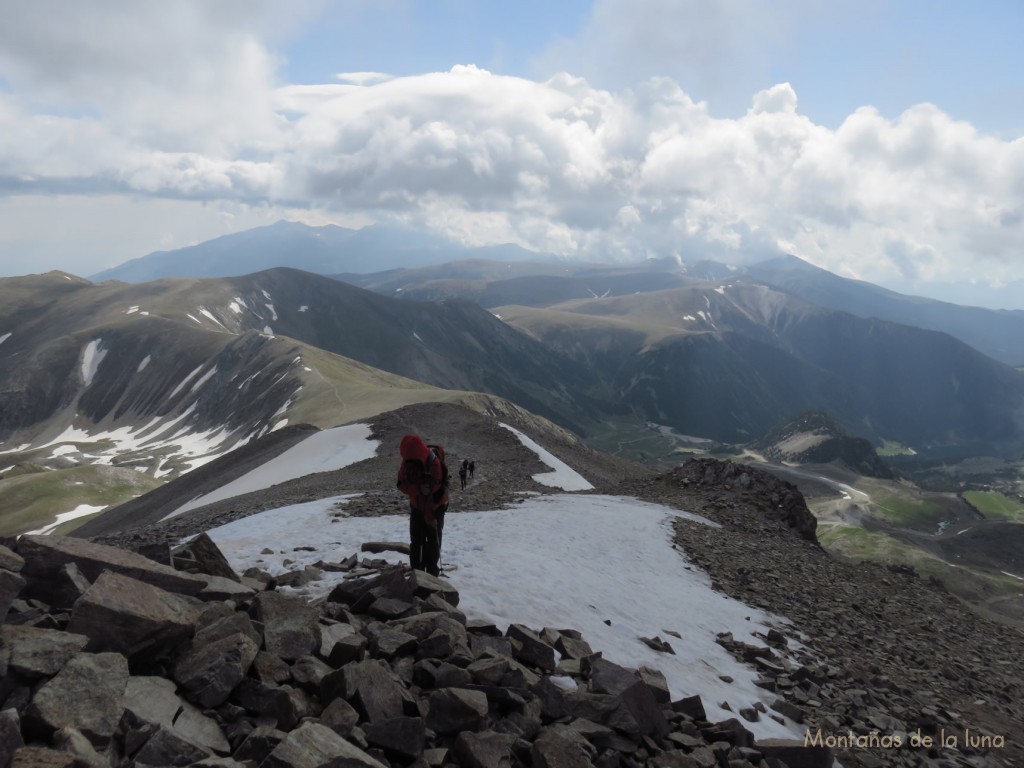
[396,434,448,523]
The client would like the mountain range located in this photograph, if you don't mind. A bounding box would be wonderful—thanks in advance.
[4,220,1024,536]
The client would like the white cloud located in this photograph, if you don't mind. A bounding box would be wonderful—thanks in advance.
[0,2,1022,294]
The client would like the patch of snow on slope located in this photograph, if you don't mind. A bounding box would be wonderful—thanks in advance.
[265,303,278,321]
[187,314,202,325]
[206,493,797,740]
[262,326,274,336]
[499,423,594,491]
[81,339,107,387]
[189,366,218,393]
[164,423,378,519]
[169,365,204,398]
[298,305,308,313]
[0,332,11,345]
[126,306,139,314]
[199,307,227,329]
[25,504,107,535]
[230,297,248,314]
[137,355,151,372]
[262,290,272,300]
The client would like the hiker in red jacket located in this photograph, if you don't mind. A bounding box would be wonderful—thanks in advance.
[396,434,449,576]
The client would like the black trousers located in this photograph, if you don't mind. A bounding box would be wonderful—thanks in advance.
[409,504,446,576]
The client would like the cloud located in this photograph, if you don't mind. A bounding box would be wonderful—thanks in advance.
[0,2,1023,291]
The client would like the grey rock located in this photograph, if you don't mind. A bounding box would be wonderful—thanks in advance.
[0,543,25,572]
[532,725,596,768]
[262,721,387,768]
[171,532,240,581]
[366,624,418,658]
[0,568,27,624]
[234,729,290,765]
[454,730,517,768]
[132,724,213,767]
[50,562,92,612]
[173,631,260,708]
[363,716,426,762]
[194,608,262,648]
[16,535,208,598]
[200,575,256,601]
[251,591,320,661]
[290,654,333,693]
[506,624,556,671]
[52,726,110,767]
[408,569,460,607]
[67,570,201,657]
[0,708,24,768]
[425,687,489,735]
[232,678,301,730]
[323,658,406,723]
[26,651,129,747]
[320,697,360,737]
[0,624,89,678]
[253,651,292,684]
[234,724,288,764]
[8,745,89,767]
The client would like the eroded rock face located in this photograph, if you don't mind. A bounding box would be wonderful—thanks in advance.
[667,459,818,542]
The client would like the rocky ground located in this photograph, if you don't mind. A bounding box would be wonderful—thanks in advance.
[73,402,1023,767]
[612,460,1024,768]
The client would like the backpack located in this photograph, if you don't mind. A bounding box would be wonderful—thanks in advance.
[426,444,450,502]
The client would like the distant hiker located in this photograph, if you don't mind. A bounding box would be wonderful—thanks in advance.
[396,434,450,576]
[458,463,468,490]
[469,459,475,479]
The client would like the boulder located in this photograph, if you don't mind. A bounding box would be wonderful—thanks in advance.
[0,708,24,768]
[262,721,387,768]
[173,631,260,708]
[322,658,406,723]
[171,532,240,581]
[0,568,27,624]
[0,543,25,572]
[1,625,89,678]
[408,569,459,607]
[67,570,201,657]
[363,716,427,762]
[454,730,517,768]
[16,535,208,598]
[251,591,320,661]
[25,651,129,747]
[425,687,489,735]
[532,725,596,768]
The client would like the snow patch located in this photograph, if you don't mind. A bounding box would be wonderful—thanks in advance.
[206,493,796,740]
[126,306,139,314]
[169,365,204,398]
[265,303,278,321]
[137,355,151,372]
[25,504,107,535]
[186,314,202,325]
[0,332,10,345]
[81,339,107,387]
[198,307,227,329]
[499,423,594,491]
[164,423,378,519]
[298,305,309,313]
[189,366,218,393]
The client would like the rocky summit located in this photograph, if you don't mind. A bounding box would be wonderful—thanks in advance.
[1,445,1021,768]
[0,532,831,768]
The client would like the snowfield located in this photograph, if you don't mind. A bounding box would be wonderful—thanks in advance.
[184,421,804,741]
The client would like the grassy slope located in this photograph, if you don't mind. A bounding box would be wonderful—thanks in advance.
[0,464,161,536]
[963,490,1024,523]
[811,476,1024,625]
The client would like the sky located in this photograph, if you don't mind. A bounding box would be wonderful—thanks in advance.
[197,420,806,741]
[1,1,1023,306]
